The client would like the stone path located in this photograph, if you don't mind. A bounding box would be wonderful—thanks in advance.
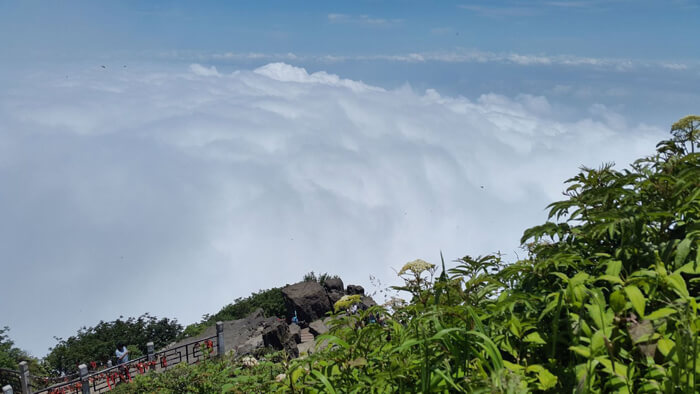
[297,328,315,355]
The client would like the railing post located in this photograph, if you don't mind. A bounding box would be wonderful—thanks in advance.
[78,364,89,394]
[147,342,155,371]
[216,321,225,357]
[18,361,30,394]
[2,384,13,394]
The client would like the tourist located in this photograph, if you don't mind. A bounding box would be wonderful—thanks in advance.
[115,343,129,365]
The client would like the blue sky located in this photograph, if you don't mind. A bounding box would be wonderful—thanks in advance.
[2,0,699,59]
[0,1,698,357]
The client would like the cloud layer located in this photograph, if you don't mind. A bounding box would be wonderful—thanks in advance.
[0,63,663,355]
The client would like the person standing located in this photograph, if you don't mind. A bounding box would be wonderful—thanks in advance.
[115,343,129,365]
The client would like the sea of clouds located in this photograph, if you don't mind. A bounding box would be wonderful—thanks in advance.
[0,62,664,355]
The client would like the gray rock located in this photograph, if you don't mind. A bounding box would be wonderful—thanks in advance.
[327,290,344,307]
[238,335,263,355]
[297,341,314,356]
[308,319,329,336]
[288,323,301,344]
[262,319,299,358]
[282,281,332,323]
[323,277,344,293]
[361,296,377,309]
[346,284,365,296]
[165,308,298,358]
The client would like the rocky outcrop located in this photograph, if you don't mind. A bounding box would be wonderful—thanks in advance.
[308,319,329,336]
[162,276,376,362]
[324,277,345,307]
[327,290,344,307]
[346,284,365,296]
[361,296,377,309]
[262,319,299,358]
[282,281,332,323]
[165,309,297,358]
[323,277,344,293]
[288,323,301,344]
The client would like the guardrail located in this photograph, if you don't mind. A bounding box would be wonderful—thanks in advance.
[0,369,20,393]
[1,322,225,394]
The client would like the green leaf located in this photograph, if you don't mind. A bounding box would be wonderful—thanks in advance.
[675,261,700,274]
[523,331,546,345]
[644,308,677,320]
[675,238,692,268]
[657,338,675,357]
[624,285,646,317]
[526,364,558,390]
[665,273,689,298]
[606,260,623,277]
[609,290,626,314]
[550,272,569,283]
[597,275,623,285]
[503,360,524,371]
[596,356,628,379]
[317,334,350,350]
[434,369,465,393]
[590,330,605,353]
[569,345,591,358]
[311,370,337,394]
[290,366,305,384]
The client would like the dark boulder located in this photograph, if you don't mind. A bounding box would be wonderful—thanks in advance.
[327,290,344,307]
[288,323,301,344]
[361,296,377,309]
[346,284,365,296]
[282,281,332,322]
[323,277,344,293]
[262,319,299,358]
[308,319,329,336]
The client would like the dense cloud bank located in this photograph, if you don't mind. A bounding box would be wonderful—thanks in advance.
[0,63,662,355]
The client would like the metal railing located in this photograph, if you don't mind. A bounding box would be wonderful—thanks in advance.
[3,322,226,394]
[0,369,20,393]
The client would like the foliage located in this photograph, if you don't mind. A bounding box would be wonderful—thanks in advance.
[333,295,362,312]
[181,287,286,339]
[0,326,27,369]
[0,326,45,376]
[279,116,699,393]
[44,314,182,375]
[110,352,286,394]
[303,271,341,284]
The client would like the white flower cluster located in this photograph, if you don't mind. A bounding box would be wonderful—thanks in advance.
[241,356,259,368]
[398,259,435,276]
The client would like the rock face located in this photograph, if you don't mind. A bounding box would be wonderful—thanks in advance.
[327,290,344,307]
[346,284,365,296]
[262,319,299,358]
[288,323,301,344]
[166,276,377,361]
[308,319,329,336]
[165,309,298,358]
[323,277,344,293]
[361,296,377,309]
[282,281,332,323]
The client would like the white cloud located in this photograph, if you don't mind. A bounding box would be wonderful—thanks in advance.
[189,63,221,77]
[0,63,664,356]
[198,49,693,72]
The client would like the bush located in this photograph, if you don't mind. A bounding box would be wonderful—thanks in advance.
[45,314,182,375]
